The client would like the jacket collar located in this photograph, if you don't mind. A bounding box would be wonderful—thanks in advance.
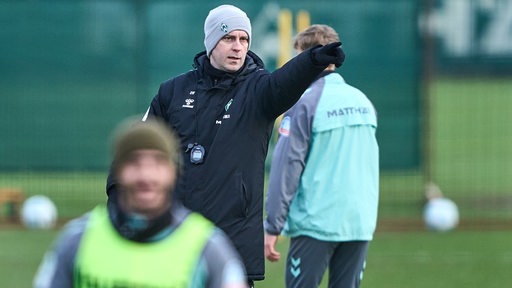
[192,50,265,87]
[107,192,174,243]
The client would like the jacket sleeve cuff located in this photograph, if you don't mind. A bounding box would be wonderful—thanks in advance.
[307,44,328,67]
[263,219,281,236]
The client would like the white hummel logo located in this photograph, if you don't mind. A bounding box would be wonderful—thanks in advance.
[216,120,222,125]
[182,98,194,108]
[189,91,196,95]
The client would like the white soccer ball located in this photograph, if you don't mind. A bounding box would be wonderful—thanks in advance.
[21,195,58,229]
[423,197,459,232]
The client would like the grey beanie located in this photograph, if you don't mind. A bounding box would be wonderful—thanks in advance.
[204,4,252,56]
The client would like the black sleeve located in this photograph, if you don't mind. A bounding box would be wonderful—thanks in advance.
[144,83,171,120]
[258,47,327,119]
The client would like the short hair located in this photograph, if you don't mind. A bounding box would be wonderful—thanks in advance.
[293,24,340,51]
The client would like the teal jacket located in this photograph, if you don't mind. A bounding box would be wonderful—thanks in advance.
[264,72,379,241]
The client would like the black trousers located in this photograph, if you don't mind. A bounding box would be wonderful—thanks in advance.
[286,236,369,288]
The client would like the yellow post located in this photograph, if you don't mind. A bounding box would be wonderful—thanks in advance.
[277,9,292,68]
[296,10,310,34]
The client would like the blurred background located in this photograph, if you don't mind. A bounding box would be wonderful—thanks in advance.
[1,0,511,287]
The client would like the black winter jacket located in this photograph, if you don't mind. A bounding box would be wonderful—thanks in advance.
[107,49,326,281]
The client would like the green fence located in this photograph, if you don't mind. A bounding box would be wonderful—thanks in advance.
[1,0,512,225]
[1,0,421,170]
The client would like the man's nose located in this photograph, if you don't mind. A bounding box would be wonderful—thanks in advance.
[232,39,243,50]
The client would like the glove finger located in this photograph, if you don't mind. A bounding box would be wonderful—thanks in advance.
[325,41,342,49]
[335,47,345,67]
[323,42,342,58]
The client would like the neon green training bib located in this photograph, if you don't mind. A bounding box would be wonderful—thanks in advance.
[74,205,214,288]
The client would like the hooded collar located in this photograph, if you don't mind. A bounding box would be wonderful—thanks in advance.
[107,192,174,243]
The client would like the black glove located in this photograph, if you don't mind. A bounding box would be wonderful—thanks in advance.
[311,41,345,67]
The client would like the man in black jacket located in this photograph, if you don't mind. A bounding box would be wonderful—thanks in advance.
[107,4,344,287]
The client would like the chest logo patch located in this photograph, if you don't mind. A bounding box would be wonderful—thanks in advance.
[225,99,233,111]
[182,98,194,109]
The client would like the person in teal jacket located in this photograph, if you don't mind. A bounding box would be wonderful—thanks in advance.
[264,24,379,288]
[34,118,247,288]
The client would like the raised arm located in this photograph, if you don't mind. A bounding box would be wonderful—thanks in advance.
[259,42,344,118]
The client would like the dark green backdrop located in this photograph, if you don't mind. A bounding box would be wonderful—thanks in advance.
[0,0,421,170]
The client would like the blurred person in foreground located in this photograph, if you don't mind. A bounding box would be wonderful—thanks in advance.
[34,118,248,288]
[264,24,379,288]
[105,4,345,287]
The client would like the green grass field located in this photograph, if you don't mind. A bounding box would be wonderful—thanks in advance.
[1,78,512,287]
[1,228,510,288]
